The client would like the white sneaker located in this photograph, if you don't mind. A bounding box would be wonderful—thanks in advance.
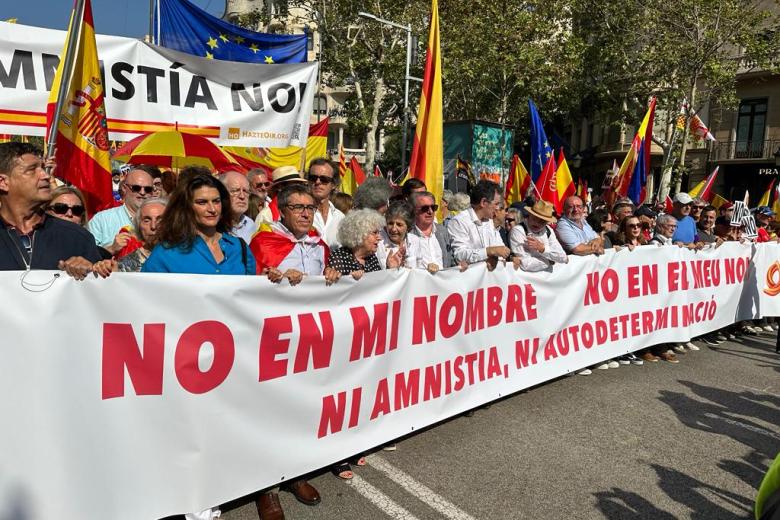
[715,334,728,342]
[607,360,620,368]
[594,363,610,370]
[577,368,592,376]
[727,333,736,339]
[763,325,774,332]
[686,343,700,351]
[673,344,686,353]
[617,356,631,365]
[626,353,644,366]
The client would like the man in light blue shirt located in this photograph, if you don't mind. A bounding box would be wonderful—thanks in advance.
[670,192,697,244]
[555,195,604,255]
[88,167,155,254]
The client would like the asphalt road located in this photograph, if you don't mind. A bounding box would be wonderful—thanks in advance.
[217,329,780,520]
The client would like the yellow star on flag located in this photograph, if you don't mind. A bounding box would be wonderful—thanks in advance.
[545,150,551,158]
[219,33,229,43]
[205,51,214,59]
[234,35,245,44]
[206,37,218,49]
[264,55,275,64]
[249,43,259,53]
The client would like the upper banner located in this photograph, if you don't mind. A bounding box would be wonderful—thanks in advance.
[0,21,317,147]
[0,242,768,519]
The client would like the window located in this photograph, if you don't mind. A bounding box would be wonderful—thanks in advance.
[313,95,328,116]
[735,98,767,158]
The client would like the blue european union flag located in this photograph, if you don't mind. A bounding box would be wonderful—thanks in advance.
[528,99,553,183]
[153,0,308,64]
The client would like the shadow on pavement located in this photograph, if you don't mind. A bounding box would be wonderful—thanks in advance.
[651,464,754,520]
[593,488,676,519]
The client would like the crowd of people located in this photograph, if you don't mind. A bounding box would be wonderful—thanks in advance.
[1,141,778,520]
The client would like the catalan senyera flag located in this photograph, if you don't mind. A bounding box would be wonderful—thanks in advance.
[772,184,780,222]
[409,0,443,210]
[224,119,329,173]
[505,154,531,205]
[688,166,719,202]
[536,153,559,213]
[46,0,113,216]
[0,134,10,143]
[555,149,576,204]
[758,178,775,207]
[612,97,656,205]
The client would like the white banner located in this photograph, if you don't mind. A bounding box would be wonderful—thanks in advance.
[0,242,763,519]
[0,21,317,147]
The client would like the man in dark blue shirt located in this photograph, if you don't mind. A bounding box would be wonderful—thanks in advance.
[0,142,100,277]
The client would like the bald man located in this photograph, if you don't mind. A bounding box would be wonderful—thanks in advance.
[219,171,255,243]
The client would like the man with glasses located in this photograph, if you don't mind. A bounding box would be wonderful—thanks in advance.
[307,158,344,247]
[0,142,100,277]
[88,165,155,254]
[556,195,604,255]
[218,171,255,243]
[409,190,455,270]
[670,192,697,245]
[248,168,273,225]
[690,197,707,223]
[447,180,510,266]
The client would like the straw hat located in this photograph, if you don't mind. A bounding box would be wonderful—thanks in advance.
[525,200,557,223]
[271,165,306,186]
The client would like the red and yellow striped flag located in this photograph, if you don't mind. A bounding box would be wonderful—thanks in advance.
[505,154,531,205]
[408,0,443,210]
[46,0,112,215]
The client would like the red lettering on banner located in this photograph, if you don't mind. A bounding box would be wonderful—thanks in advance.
[584,269,619,305]
[440,293,464,338]
[394,369,420,410]
[656,307,669,329]
[371,378,390,419]
[424,365,442,400]
[556,330,570,356]
[293,312,334,374]
[464,352,478,385]
[412,295,437,344]
[258,315,293,382]
[567,325,581,352]
[543,336,557,361]
[486,286,502,327]
[596,320,608,344]
[453,356,465,391]
[627,264,659,298]
[175,321,234,394]
[631,312,640,336]
[487,347,502,378]
[349,301,400,361]
[724,257,749,284]
[515,338,536,369]
[642,310,654,333]
[102,323,165,399]
[465,288,485,333]
[317,387,362,438]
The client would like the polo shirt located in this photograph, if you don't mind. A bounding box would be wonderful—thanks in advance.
[88,204,132,248]
[0,214,101,270]
[142,234,256,275]
[555,217,598,252]
[672,215,696,244]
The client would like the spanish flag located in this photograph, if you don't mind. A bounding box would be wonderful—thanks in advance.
[612,97,656,205]
[505,154,531,205]
[688,166,719,202]
[409,0,443,207]
[46,0,112,216]
[759,178,775,207]
[555,149,576,204]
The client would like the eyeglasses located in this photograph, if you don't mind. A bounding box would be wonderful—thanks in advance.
[285,204,317,214]
[307,174,334,185]
[253,181,272,189]
[127,184,154,194]
[50,203,85,217]
[417,204,439,214]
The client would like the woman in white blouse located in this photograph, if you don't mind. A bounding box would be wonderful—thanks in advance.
[376,201,438,273]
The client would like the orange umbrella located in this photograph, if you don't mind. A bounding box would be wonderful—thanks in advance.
[113,131,243,172]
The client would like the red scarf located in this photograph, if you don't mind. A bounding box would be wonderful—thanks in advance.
[249,222,330,275]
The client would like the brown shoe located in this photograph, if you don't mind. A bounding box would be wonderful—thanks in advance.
[640,352,660,362]
[284,479,321,506]
[658,351,679,363]
[256,492,284,520]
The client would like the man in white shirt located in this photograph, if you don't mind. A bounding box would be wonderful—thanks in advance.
[218,171,255,243]
[509,200,568,272]
[307,158,344,247]
[447,180,510,266]
[409,191,455,269]
[248,168,273,226]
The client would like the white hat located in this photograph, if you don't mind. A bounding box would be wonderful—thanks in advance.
[673,192,693,205]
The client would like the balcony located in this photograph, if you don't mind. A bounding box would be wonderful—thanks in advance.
[710,139,780,162]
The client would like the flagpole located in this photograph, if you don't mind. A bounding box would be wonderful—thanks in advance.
[149,0,155,44]
[46,0,86,164]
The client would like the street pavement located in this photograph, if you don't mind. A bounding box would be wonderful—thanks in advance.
[219,329,780,520]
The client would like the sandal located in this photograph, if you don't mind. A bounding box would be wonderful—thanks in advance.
[332,462,353,480]
[350,455,367,466]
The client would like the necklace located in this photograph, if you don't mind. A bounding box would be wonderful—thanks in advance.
[6,228,35,270]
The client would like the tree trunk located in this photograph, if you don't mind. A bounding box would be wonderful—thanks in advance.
[673,80,697,194]
[364,76,386,175]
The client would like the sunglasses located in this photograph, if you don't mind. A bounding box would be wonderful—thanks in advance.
[254,181,272,189]
[417,204,439,214]
[127,184,154,194]
[505,218,516,223]
[50,203,85,217]
[307,174,334,184]
[627,223,641,229]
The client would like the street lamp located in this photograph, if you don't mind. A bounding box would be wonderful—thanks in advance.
[358,11,418,176]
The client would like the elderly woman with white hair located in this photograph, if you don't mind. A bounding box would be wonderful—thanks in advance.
[375,200,439,272]
[330,208,404,280]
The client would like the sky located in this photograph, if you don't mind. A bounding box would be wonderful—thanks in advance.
[4,0,226,38]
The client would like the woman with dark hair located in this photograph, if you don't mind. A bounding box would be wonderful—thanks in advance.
[142,174,255,274]
[376,201,431,271]
[586,208,614,248]
[613,215,647,249]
